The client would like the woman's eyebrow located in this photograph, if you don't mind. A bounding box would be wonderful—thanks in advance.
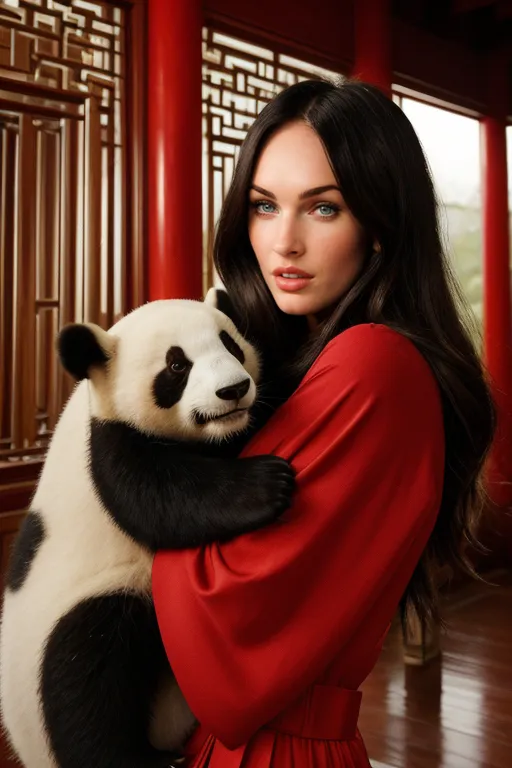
[299,185,341,199]
[250,184,276,199]
[250,184,341,200]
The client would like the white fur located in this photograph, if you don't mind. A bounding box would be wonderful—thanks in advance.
[90,298,260,442]
[0,297,260,767]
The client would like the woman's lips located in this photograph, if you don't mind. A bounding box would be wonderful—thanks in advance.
[272,267,313,292]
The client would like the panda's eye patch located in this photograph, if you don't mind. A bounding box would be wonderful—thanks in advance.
[153,346,193,409]
[220,331,245,364]
[166,346,192,375]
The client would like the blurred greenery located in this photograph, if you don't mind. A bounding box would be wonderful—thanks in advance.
[444,204,483,324]
[444,204,512,351]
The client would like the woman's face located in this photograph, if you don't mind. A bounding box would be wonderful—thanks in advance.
[248,121,368,323]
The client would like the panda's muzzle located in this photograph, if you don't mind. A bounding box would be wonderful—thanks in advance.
[194,407,249,426]
[195,377,252,426]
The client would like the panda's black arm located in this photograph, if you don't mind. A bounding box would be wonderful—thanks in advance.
[89,418,295,551]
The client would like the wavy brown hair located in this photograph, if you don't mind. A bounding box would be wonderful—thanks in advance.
[213,78,496,627]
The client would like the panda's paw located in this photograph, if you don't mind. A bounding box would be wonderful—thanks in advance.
[238,455,296,527]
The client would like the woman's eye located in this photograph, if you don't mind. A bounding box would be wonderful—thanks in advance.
[316,204,339,217]
[253,201,276,215]
[171,362,186,373]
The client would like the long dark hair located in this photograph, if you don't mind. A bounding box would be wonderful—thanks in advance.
[213,78,496,627]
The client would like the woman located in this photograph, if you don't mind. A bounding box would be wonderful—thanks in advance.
[152,79,495,767]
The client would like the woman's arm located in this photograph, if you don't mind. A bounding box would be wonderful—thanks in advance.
[152,324,445,748]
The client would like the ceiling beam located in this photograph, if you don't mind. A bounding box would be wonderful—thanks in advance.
[453,0,496,12]
[205,0,510,116]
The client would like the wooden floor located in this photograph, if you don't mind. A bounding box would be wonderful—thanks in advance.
[361,570,512,768]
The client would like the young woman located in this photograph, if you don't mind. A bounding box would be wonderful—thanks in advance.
[152,79,495,767]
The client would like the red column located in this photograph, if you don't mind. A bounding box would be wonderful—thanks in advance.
[482,50,512,509]
[352,0,392,94]
[147,0,203,300]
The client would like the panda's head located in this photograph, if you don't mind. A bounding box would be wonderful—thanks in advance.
[57,290,260,442]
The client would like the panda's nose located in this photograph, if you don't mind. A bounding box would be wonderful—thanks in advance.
[216,378,250,401]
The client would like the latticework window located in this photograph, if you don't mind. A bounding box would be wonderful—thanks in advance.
[0,0,126,456]
[201,28,340,291]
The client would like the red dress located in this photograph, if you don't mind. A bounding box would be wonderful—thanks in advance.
[152,324,445,767]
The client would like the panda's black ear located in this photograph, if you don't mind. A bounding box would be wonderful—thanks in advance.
[204,288,244,332]
[57,323,116,381]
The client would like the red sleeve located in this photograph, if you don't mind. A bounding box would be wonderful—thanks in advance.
[152,324,445,749]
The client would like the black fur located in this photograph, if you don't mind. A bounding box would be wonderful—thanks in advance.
[89,418,295,551]
[41,593,180,768]
[153,347,193,409]
[212,289,242,330]
[58,325,109,381]
[5,512,45,592]
[219,330,245,364]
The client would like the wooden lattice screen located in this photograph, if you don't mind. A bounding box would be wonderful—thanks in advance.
[201,28,339,289]
[0,0,127,458]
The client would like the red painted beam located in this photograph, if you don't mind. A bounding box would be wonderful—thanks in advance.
[482,116,512,501]
[147,0,203,301]
[482,48,512,512]
[353,0,392,94]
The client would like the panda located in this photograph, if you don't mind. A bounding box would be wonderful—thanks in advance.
[0,289,295,768]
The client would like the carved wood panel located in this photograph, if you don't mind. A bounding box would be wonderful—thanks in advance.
[0,0,126,458]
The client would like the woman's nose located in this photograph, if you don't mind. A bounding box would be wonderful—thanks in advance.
[273,215,305,257]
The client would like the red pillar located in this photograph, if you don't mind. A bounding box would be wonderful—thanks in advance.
[147,0,203,300]
[482,49,512,509]
[352,0,392,94]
